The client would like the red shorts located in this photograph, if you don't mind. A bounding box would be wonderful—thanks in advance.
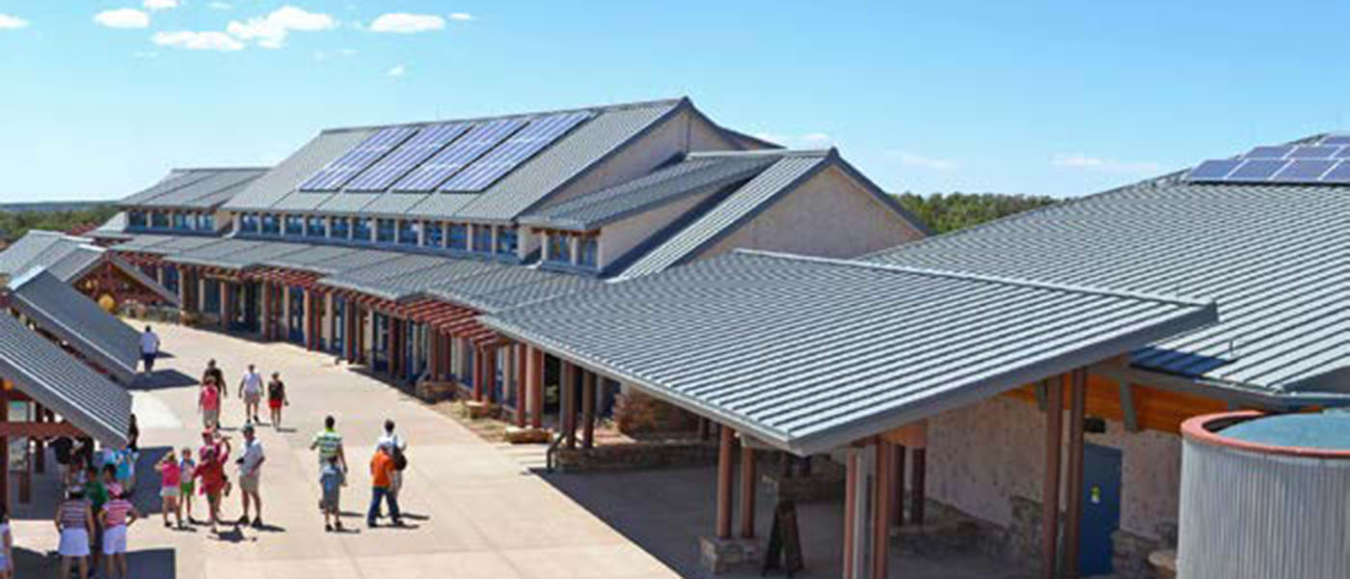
[268,398,283,410]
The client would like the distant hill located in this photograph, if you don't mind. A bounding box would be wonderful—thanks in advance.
[0,201,109,213]
[0,203,120,242]
[893,192,1059,234]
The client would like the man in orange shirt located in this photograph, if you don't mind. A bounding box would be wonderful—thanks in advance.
[367,444,402,528]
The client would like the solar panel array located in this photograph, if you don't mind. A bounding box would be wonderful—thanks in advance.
[295,109,595,196]
[298,126,419,191]
[1187,135,1350,184]
[343,123,472,192]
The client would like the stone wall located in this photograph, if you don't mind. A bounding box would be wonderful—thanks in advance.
[554,440,718,473]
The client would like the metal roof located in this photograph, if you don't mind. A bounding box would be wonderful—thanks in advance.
[7,270,143,384]
[862,180,1350,394]
[483,250,1217,454]
[317,254,460,300]
[431,268,604,312]
[90,212,133,241]
[123,235,223,257]
[0,232,176,303]
[256,245,364,273]
[0,231,86,278]
[225,129,375,211]
[164,238,268,268]
[518,153,778,231]
[120,167,268,211]
[0,313,131,447]
[618,152,831,278]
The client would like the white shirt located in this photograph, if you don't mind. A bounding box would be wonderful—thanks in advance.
[139,331,160,355]
[239,438,264,476]
[241,371,264,395]
[377,433,406,451]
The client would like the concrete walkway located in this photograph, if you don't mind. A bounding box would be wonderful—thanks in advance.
[10,321,677,579]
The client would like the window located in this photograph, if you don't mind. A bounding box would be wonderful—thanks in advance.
[578,237,598,268]
[398,220,420,246]
[163,266,179,293]
[261,214,281,235]
[306,216,327,238]
[204,281,221,314]
[331,216,349,240]
[353,218,373,241]
[423,221,444,248]
[472,225,493,253]
[376,219,397,243]
[151,211,169,229]
[546,233,571,264]
[128,211,147,228]
[238,213,259,233]
[285,215,304,236]
[198,214,216,231]
[447,224,468,251]
[496,227,518,256]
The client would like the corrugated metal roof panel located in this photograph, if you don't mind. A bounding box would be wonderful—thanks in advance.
[0,231,81,278]
[294,247,404,275]
[46,246,104,282]
[132,168,267,210]
[361,192,432,217]
[317,254,456,300]
[257,245,361,272]
[268,191,334,212]
[225,130,375,211]
[483,250,1217,454]
[8,270,143,384]
[618,154,828,278]
[165,239,267,267]
[862,182,1350,392]
[205,242,312,270]
[118,170,212,207]
[316,192,381,215]
[106,234,175,253]
[403,193,478,220]
[132,235,224,257]
[0,313,130,447]
[435,270,605,312]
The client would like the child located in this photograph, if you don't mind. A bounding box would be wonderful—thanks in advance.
[0,503,12,579]
[55,487,93,579]
[115,447,136,497]
[193,434,231,534]
[319,454,345,532]
[100,489,141,579]
[156,450,183,528]
[179,447,197,523]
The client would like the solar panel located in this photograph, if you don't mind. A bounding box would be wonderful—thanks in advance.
[1319,135,1350,146]
[440,111,593,192]
[1272,159,1337,182]
[1320,160,1350,183]
[390,118,528,192]
[343,123,473,192]
[299,126,419,191]
[1334,147,1350,159]
[1186,159,1243,181]
[1287,145,1340,159]
[1245,145,1293,159]
[1227,159,1290,181]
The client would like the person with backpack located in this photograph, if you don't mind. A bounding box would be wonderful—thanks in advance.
[375,420,407,518]
[366,443,402,528]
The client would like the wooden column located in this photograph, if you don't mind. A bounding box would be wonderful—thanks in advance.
[219,281,230,329]
[33,403,45,474]
[514,344,527,427]
[472,346,484,400]
[427,332,439,379]
[891,443,906,527]
[1041,377,1065,579]
[344,303,357,363]
[561,362,576,448]
[261,284,272,340]
[716,426,734,540]
[872,441,893,579]
[698,418,710,441]
[484,347,498,402]
[1063,369,1088,578]
[0,392,8,511]
[739,442,756,539]
[387,318,399,378]
[842,446,859,579]
[911,447,927,525]
[581,371,596,449]
[527,348,543,429]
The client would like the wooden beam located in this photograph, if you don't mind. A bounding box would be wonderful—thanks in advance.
[1042,375,1064,579]
[911,447,927,525]
[872,441,892,579]
[739,442,755,539]
[716,426,734,540]
[1063,368,1088,578]
[514,344,527,428]
[581,371,596,449]
[529,348,543,429]
[1119,379,1140,432]
[561,361,576,449]
[0,421,84,438]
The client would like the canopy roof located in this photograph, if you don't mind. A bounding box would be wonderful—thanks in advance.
[7,270,143,383]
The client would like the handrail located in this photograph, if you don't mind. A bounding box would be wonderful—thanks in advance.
[545,431,565,473]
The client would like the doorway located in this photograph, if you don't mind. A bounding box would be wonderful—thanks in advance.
[1078,443,1123,575]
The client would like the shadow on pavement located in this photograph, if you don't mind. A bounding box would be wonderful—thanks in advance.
[132,369,198,391]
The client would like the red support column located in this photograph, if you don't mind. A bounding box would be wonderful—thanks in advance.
[484,347,497,403]
[581,371,596,448]
[219,281,230,329]
[261,284,273,340]
[1042,377,1065,579]
[561,362,576,448]
[911,447,927,525]
[514,344,526,427]
[842,446,858,579]
[472,347,485,401]
[529,348,543,429]
[428,332,440,380]
[33,404,45,475]
[739,442,756,539]
[891,444,906,527]
[872,441,892,579]
[1064,368,1088,578]
[716,426,734,540]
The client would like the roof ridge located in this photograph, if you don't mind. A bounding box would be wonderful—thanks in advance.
[316,97,689,136]
[687,148,832,159]
[174,167,271,173]
[735,249,1216,309]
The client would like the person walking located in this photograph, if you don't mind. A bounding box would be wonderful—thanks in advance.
[310,415,347,471]
[100,489,141,579]
[236,423,266,528]
[55,486,94,579]
[179,447,197,523]
[138,326,160,377]
[155,450,183,528]
[267,372,288,430]
[199,378,222,430]
[319,455,345,532]
[239,364,264,425]
[367,443,402,528]
[375,420,408,519]
[194,430,231,534]
[202,359,226,397]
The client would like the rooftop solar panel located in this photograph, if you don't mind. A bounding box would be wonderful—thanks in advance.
[439,111,593,192]
[298,126,419,192]
[1186,159,1243,181]
[389,118,528,192]
[1336,147,1350,159]
[1245,145,1293,159]
[1319,135,1350,146]
[1227,159,1290,181]
[1287,145,1340,159]
[1319,160,1350,183]
[1272,159,1337,182]
[343,123,473,192]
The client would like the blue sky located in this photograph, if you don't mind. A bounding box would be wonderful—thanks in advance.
[1,1,1349,202]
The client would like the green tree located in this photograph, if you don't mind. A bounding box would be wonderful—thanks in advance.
[894,192,1058,234]
[0,205,121,242]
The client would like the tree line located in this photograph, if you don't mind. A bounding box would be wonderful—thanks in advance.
[893,192,1059,234]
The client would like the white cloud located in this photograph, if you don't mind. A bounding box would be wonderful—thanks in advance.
[208,2,233,10]
[890,151,958,171]
[1051,153,1160,174]
[227,5,336,48]
[369,13,445,34]
[0,14,29,29]
[448,13,474,21]
[143,0,180,11]
[388,64,407,77]
[95,9,151,29]
[152,30,245,51]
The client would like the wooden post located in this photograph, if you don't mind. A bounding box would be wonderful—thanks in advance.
[514,344,527,427]
[1063,368,1088,578]
[842,447,858,579]
[428,332,439,380]
[892,443,906,526]
[0,392,8,512]
[528,348,543,428]
[261,284,272,340]
[739,442,755,539]
[911,447,927,525]
[698,417,710,441]
[716,426,734,540]
[472,347,485,401]
[484,347,497,402]
[1042,377,1064,579]
[581,371,596,449]
[561,362,576,448]
[219,280,229,329]
[872,441,892,579]
[33,404,44,475]
[388,318,400,378]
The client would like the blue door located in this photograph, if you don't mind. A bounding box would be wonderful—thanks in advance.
[287,286,305,344]
[1079,444,1122,575]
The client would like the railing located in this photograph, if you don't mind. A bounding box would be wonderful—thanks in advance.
[545,431,566,473]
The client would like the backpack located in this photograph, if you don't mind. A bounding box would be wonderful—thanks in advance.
[392,446,408,471]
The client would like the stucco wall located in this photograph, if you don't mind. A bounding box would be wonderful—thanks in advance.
[701,165,923,260]
[926,395,1181,540]
[597,188,720,270]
